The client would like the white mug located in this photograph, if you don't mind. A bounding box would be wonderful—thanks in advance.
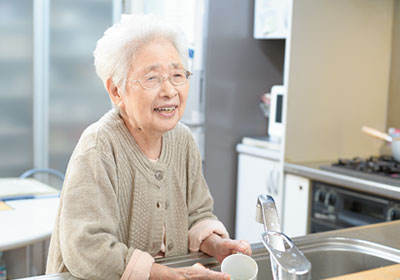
[221,253,258,280]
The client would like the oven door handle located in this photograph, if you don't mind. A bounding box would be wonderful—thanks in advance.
[337,212,380,227]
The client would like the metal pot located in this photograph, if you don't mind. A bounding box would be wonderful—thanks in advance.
[392,140,400,162]
[362,126,400,162]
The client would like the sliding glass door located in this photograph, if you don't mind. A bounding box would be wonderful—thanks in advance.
[0,0,34,177]
[48,0,116,173]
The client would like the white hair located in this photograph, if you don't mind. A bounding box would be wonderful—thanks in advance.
[93,14,189,96]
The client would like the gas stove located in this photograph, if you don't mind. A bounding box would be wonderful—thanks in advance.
[320,155,400,187]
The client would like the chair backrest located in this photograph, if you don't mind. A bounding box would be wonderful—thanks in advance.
[19,168,65,190]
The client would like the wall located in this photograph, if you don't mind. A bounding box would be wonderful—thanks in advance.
[388,0,400,129]
[204,0,285,235]
[284,0,394,163]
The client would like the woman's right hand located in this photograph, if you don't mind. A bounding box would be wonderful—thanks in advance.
[149,263,230,280]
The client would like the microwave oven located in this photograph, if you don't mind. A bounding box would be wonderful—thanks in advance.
[268,85,285,138]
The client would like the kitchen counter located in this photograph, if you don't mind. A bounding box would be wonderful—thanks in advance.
[237,142,400,199]
[16,220,400,279]
[285,161,400,200]
[236,143,281,161]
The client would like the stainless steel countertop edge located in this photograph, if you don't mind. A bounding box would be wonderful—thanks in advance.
[285,162,400,200]
[16,221,400,279]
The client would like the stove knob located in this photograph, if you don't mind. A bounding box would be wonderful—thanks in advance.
[314,188,327,203]
[325,191,337,207]
[387,207,400,221]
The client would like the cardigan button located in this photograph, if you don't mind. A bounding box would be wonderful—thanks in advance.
[155,170,163,180]
[168,242,174,251]
[165,201,169,210]
[156,201,162,208]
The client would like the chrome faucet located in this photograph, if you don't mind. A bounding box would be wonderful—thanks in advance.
[256,194,312,280]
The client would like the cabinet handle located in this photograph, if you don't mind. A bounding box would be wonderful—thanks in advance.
[266,170,272,194]
[274,169,279,195]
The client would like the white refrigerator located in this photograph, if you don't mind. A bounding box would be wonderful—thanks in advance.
[129,0,208,159]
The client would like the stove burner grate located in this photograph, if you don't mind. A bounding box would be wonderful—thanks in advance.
[334,155,400,178]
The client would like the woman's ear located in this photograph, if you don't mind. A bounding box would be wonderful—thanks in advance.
[106,78,123,106]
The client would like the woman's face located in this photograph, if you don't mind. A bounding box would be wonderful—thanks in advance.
[119,39,189,135]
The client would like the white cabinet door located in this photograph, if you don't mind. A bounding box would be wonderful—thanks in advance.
[283,174,310,237]
[235,153,281,243]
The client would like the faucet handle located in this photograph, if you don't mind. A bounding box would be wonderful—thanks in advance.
[261,231,312,280]
[256,195,280,232]
[256,194,285,250]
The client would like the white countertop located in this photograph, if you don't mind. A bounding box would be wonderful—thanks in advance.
[0,197,60,251]
[236,143,281,161]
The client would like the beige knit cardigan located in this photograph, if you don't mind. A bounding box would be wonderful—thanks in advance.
[46,110,218,279]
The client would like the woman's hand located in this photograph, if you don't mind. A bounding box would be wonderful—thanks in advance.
[213,238,252,264]
[200,234,252,263]
[150,263,230,280]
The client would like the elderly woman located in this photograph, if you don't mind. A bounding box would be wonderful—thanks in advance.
[46,14,251,280]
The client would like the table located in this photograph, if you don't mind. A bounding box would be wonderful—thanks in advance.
[0,197,60,251]
[0,197,60,277]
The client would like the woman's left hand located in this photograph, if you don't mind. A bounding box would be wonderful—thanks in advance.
[201,234,252,264]
[213,238,252,263]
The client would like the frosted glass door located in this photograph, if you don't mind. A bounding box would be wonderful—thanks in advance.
[49,0,115,173]
[0,0,34,177]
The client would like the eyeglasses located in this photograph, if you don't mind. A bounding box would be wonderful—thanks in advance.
[131,70,193,90]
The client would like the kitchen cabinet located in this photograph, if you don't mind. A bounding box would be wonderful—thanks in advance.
[282,174,310,237]
[253,0,289,39]
[235,144,282,243]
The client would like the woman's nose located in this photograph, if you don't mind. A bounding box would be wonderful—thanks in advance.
[159,78,178,98]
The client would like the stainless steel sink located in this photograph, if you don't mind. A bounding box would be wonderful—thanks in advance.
[290,237,400,279]
[156,237,400,279]
[218,237,400,279]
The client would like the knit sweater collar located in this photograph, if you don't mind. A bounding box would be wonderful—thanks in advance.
[102,109,174,175]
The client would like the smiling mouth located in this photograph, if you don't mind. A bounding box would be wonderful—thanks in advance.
[154,106,177,113]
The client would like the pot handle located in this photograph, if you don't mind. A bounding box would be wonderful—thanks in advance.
[361,126,392,142]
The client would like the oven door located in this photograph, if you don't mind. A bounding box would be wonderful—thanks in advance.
[311,181,395,233]
[336,190,389,228]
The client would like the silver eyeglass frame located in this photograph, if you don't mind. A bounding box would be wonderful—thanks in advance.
[131,70,193,90]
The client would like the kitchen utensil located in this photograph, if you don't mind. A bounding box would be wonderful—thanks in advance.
[361,126,400,162]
